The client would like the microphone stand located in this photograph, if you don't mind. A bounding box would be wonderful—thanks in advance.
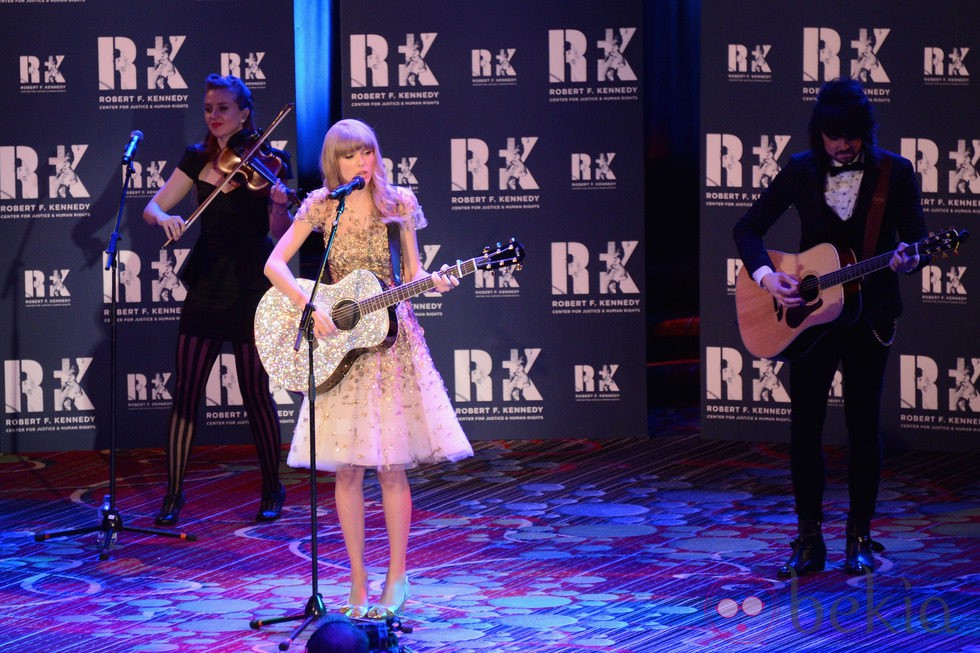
[250,195,347,650]
[34,155,196,559]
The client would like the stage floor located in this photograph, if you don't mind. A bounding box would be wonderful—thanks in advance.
[1,410,977,652]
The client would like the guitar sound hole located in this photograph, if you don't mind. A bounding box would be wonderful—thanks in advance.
[331,300,360,331]
[798,275,820,303]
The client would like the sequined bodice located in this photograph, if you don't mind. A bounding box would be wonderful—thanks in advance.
[328,212,392,285]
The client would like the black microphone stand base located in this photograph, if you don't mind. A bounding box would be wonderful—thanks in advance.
[34,507,197,561]
[32,158,196,561]
[250,592,326,651]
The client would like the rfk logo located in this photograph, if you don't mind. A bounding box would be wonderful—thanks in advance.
[24,269,70,298]
[453,348,542,402]
[802,27,890,83]
[575,364,620,392]
[727,44,772,73]
[20,55,66,84]
[127,160,168,191]
[474,265,519,290]
[901,137,980,194]
[571,152,616,181]
[349,32,438,87]
[548,27,638,83]
[551,241,639,295]
[102,249,189,303]
[0,144,90,200]
[705,134,791,188]
[450,136,539,191]
[923,47,969,77]
[5,358,94,413]
[127,372,172,401]
[220,51,266,81]
[97,35,188,90]
[472,48,517,78]
[922,263,967,297]
[901,355,980,411]
[384,156,418,185]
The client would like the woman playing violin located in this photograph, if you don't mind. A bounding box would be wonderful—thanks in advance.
[143,73,293,526]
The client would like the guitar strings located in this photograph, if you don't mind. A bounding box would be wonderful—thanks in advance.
[319,254,507,323]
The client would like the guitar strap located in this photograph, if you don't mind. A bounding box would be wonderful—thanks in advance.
[863,153,897,346]
[861,153,892,261]
[387,222,402,285]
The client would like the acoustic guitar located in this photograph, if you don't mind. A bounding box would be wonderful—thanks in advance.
[735,228,968,360]
[255,237,525,393]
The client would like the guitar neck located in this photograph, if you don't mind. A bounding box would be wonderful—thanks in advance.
[818,242,918,289]
[358,258,479,314]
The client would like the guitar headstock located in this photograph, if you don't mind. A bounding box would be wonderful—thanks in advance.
[918,228,970,257]
[478,237,526,271]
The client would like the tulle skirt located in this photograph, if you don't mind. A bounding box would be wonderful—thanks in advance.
[287,303,473,472]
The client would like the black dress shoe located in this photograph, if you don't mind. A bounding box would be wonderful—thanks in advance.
[843,533,884,575]
[256,483,285,522]
[155,492,185,526]
[777,535,827,579]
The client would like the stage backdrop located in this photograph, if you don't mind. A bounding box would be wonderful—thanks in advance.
[3,0,646,453]
[699,1,980,452]
[337,0,646,441]
[2,0,298,452]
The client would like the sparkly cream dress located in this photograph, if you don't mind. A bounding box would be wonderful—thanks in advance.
[286,186,473,471]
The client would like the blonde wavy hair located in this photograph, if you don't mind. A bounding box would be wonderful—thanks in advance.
[320,118,408,224]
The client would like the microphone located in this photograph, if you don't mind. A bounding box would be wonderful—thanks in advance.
[327,176,365,200]
[121,130,143,165]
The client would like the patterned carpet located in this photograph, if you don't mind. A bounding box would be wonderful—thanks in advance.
[1,409,977,652]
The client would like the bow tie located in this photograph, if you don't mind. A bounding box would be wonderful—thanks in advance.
[828,161,864,176]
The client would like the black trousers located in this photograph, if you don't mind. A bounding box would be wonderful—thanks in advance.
[788,317,891,525]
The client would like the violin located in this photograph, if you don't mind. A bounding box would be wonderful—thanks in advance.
[164,103,299,247]
[218,131,302,207]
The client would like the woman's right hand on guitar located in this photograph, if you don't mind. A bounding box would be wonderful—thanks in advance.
[310,306,338,339]
[761,271,802,307]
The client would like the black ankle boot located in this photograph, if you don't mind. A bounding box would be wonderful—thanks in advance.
[155,492,185,526]
[843,519,884,575]
[777,519,826,579]
[256,482,285,522]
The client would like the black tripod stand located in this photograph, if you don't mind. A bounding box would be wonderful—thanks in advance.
[34,144,196,560]
[249,195,349,650]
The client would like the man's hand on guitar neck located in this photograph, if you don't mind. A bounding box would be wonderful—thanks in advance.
[888,242,919,274]
[760,270,803,308]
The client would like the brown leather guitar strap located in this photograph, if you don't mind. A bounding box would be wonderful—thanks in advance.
[862,154,892,261]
